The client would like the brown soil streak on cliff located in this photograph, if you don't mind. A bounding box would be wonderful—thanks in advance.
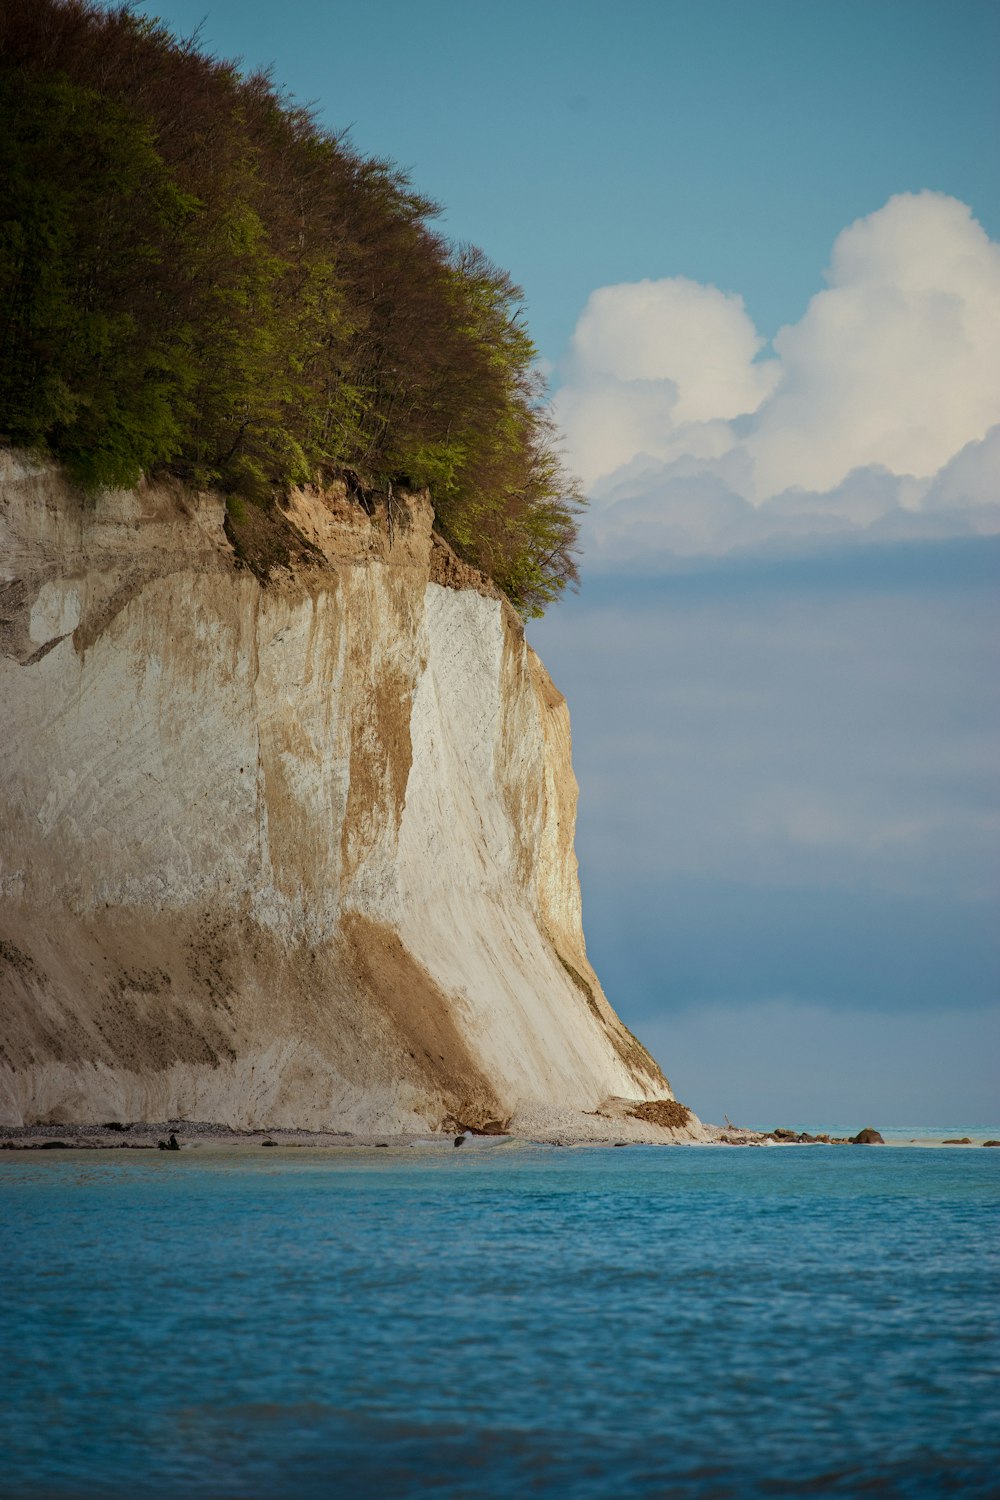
[339,659,414,886]
[0,917,239,1074]
[553,946,666,1088]
[497,623,542,891]
[339,913,504,1123]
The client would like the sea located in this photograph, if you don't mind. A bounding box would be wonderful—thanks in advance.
[2,1136,998,1499]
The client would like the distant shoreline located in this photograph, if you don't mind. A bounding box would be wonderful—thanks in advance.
[2,1122,998,1152]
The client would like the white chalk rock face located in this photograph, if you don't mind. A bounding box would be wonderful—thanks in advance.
[0,451,678,1134]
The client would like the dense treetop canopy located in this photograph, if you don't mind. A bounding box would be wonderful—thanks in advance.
[0,0,582,614]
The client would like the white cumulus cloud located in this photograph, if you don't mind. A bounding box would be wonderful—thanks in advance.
[555,277,776,487]
[751,193,1000,496]
[553,193,1000,563]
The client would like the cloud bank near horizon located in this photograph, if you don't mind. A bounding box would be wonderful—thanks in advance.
[554,193,1000,566]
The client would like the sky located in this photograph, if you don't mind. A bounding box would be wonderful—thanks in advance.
[138,0,1000,1126]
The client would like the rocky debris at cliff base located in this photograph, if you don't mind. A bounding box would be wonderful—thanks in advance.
[0,1102,714,1150]
[762,1126,885,1144]
[8,1120,994,1150]
[626,1099,693,1130]
[440,1109,512,1137]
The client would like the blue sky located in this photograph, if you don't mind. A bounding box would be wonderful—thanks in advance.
[135,0,999,360]
[140,0,1000,1124]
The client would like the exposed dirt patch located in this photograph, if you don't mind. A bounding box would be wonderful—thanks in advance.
[429,531,503,603]
[185,913,237,1005]
[0,577,32,662]
[0,938,41,982]
[93,975,236,1072]
[0,910,241,1074]
[627,1099,693,1130]
[224,499,325,582]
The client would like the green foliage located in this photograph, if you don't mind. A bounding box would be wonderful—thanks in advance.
[0,71,198,487]
[0,0,583,612]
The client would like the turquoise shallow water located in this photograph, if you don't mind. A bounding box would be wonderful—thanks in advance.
[2,1144,998,1498]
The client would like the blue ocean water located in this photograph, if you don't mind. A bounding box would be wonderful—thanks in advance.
[2,1144,998,1499]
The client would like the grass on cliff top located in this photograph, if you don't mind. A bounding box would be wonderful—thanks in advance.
[0,0,583,617]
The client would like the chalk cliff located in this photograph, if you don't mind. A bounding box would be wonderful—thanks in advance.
[0,450,688,1136]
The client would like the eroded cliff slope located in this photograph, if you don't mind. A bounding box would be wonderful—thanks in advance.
[0,452,682,1134]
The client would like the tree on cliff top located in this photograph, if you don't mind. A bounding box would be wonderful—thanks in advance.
[0,0,583,616]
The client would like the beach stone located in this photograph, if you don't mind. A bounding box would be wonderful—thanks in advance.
[851,1128,884,1144]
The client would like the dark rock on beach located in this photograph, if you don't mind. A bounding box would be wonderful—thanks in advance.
[768,1127,886,1145]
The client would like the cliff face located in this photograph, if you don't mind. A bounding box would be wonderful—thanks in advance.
[0,451,675,1133]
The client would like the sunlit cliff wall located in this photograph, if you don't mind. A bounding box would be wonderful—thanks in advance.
[0,451,677,1133]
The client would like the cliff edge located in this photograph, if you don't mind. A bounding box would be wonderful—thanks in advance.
[0,451,691,1137]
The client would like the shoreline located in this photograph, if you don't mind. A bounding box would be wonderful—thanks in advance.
[2,1121,998,1152]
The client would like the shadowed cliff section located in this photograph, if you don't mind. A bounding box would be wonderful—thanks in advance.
[0,453,684,1136]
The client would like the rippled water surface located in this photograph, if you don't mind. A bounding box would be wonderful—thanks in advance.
[2,1144,998,1498]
